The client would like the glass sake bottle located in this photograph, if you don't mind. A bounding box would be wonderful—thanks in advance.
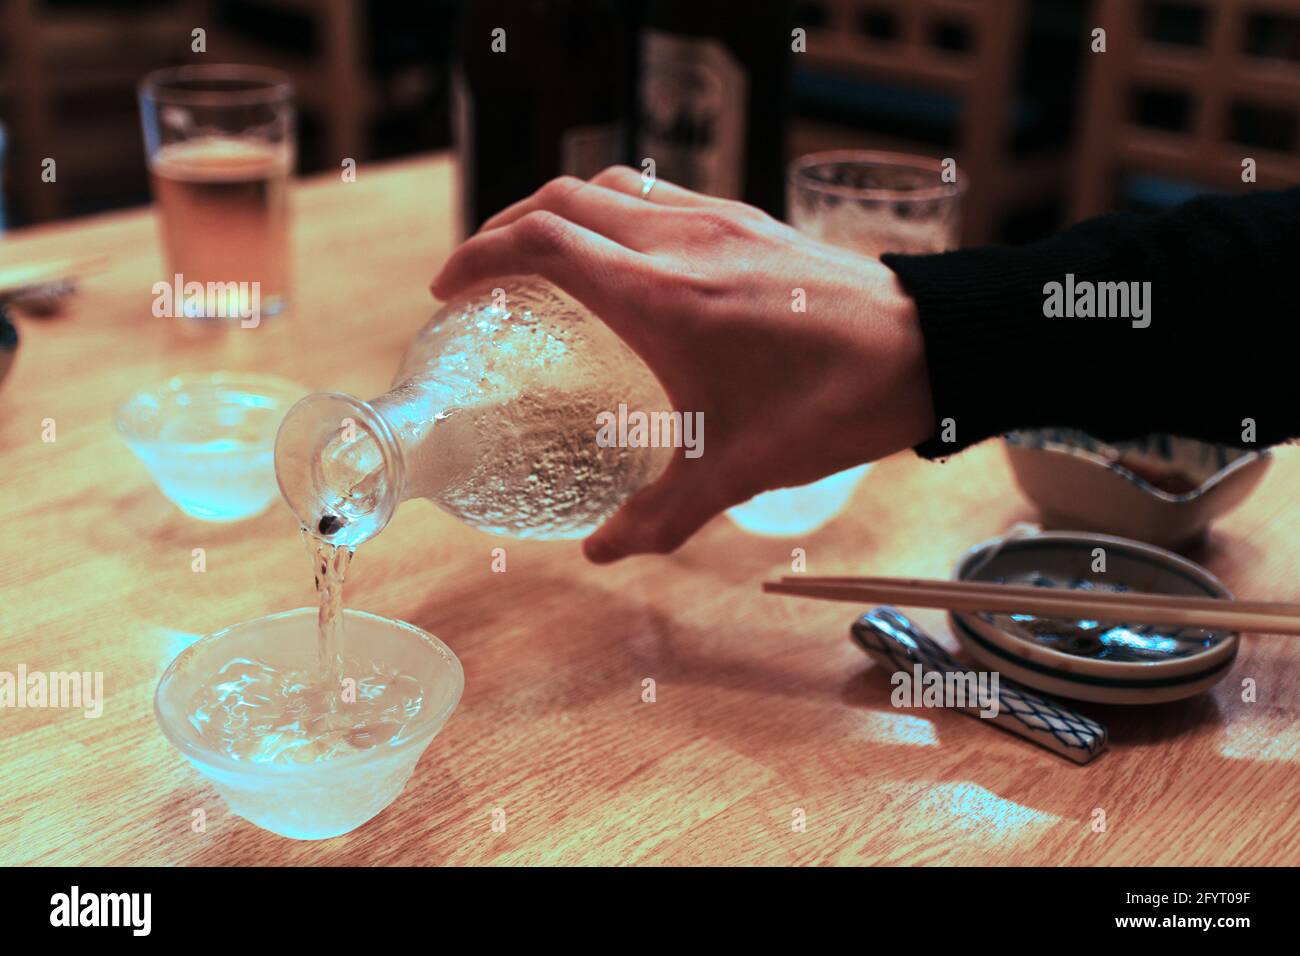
[275,276,671,547]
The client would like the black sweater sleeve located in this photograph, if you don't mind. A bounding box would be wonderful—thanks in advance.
[881,187,1300,460]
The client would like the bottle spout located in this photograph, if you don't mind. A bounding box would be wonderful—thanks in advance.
[274,392,406,547]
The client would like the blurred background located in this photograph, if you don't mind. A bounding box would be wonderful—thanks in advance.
[1,0,1298,241]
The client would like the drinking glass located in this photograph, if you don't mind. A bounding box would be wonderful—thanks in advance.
[726,151,964,536]
[139,64,294,321]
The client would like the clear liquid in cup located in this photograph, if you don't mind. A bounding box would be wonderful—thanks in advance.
[186,536,426,765]
[150,137,291,318]
[187,652,426,764]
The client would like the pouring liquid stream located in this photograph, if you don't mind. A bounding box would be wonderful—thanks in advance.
[184,516,426,764]
[304,526,353,688]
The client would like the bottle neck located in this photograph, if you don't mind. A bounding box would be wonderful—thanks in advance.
[275,391,409,547]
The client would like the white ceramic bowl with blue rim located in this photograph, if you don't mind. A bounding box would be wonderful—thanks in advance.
[1004,429,1270,551]
[950,529,1238,705]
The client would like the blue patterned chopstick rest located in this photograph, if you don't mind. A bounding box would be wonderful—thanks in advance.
[851,607,1107,764]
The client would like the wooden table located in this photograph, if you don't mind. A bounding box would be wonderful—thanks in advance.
[2,155,1297,866]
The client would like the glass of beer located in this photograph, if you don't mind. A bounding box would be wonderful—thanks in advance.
[727,151,964,537]
[139,65,294,321]
[786,150,964,255]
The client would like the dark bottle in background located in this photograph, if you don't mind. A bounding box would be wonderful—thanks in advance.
[637,0,792,218]
[453,0,638,235]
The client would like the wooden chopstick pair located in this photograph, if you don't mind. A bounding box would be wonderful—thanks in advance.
[0,254,108,299]
[762,575,1300,636]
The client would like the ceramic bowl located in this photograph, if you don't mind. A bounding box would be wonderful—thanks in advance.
[950,529,1238,704]
[156,607,464,840]
[1004,429,1270,551]
[0,306,16,389]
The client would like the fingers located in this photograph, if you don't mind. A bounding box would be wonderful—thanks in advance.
[431,211,644,338]
[589,165,732,208]
[437,165,738,306]
[479,176,667,251]
[582,460,732,563]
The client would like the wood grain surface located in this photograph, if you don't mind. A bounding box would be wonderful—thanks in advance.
[1,155,1297,866]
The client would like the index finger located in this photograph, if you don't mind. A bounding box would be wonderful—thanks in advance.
[431,210,647,344]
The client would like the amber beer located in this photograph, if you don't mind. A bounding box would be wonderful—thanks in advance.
[139,65,294,320]
[150,138,291,317]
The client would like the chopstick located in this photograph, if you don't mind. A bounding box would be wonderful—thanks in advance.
[784,575,1290,614]
[0,254,109,297]
[762,576,1300,636]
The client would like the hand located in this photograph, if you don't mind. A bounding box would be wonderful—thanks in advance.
[432,167,936,562]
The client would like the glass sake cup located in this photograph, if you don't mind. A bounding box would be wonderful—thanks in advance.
[155,607,464,840]
[724,464,871,537]
[115,372,304,521]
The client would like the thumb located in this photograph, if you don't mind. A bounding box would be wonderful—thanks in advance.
[583,461,731,563]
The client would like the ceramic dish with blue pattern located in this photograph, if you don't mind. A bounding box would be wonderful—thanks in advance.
[951,530,1238,705]
[0,305,16,389]
[1004,429,1270,551]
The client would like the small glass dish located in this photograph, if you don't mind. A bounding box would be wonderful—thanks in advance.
[726,464,871,537]
[115,372,304,521]
[155,607,464,840]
